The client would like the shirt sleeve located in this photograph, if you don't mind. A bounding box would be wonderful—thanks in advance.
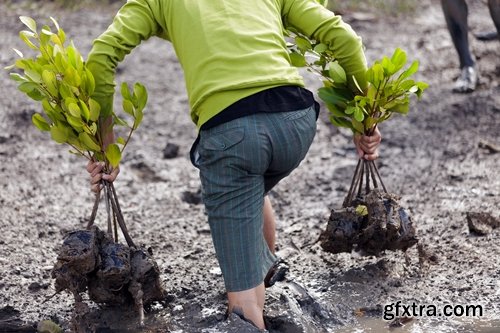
[86,0,163,117]
[281,0,368,91]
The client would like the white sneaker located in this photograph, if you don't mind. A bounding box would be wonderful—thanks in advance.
[452,66,478,93]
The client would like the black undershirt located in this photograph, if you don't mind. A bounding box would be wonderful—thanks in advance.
[200,85,320,130]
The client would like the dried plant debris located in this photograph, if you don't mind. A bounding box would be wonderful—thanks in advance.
[320,189,418,255]
[52,226,166,324]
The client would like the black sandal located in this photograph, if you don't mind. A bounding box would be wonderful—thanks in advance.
[264,258,289,288]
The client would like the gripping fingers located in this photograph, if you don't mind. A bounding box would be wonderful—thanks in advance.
[353,129,382,160]
[102,166,120,182]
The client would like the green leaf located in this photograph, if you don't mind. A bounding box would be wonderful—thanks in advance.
[113,115,128,127]
[313,43,328,53]
[41,28,53,36]
[351,75,364,94]
[66,44,83,71]
[318,86,352,109]
[25,69,42,83]
[50,17,60,31]
[79,132,101,152]
[54,52,67,73]
[19,16,37,33]
[398,60,419,81]
[370,63,384,87]
[116,137,126,145]
[105,143,122,168]
[87,98,100,122]
[27,88,45,101]
[390,47,407,73]
[59,83,74,99]
[389,99,410,114]
[19,31,37,50]
[345,106,356,115]
[326,103,346,118]
[89,122,98,135]
[41,70,58,96]
[18,82,39,93]
[57,28,66,45]
[289,51,307,67]
[365,116,377,130]
[400,79,416,91]
[32,113,50,131]
[42,99,60,122]
[39,27,51,46]
[50,34,62,46]
[295,36,312,53]
[353,107,364,122]
[79,100,90,121]
[381,56,395,76]
[133,82,148,112]
[67,102,81,118]
[63,66,81,87]
[10,73,28,83]
[66,114,84,130]
[84,68,95,95]
[12,48,24,58]
[14,59,28,70]
[352,120,365,134]
[133,108,143,130]
[37,320,62,333]
[120,82,132,101]
[355,205,368,216]
[50,125,69,143]
[122,99,135,116]
[329,115,353,130]
[415,81,429,98]
[328,61,346,84]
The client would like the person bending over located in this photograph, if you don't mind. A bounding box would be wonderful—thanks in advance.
[86,0,382,330]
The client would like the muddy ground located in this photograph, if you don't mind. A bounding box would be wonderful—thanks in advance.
[0,0,499,332]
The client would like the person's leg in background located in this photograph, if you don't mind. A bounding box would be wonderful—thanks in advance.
[441,0,478,92]
[263,196,276,253]
[488,0,500,40]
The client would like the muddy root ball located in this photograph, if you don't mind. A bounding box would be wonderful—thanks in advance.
[320,189,418,255]
[51,226,166,308]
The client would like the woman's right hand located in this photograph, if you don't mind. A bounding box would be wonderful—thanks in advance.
[86,160,120,193]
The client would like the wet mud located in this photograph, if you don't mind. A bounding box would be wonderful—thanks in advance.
[0,0,499,332]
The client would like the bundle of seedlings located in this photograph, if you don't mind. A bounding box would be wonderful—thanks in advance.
[6,16,165,325]
[287,3,427,255]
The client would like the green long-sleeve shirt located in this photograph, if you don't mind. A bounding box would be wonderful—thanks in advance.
[86,0,367,128]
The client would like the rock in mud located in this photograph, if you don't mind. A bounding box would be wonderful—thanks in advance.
[163,142,180,159]
[466,211,500,235]
[0,306,36,332]
[320,189,418,255]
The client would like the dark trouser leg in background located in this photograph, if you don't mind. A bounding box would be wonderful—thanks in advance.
[488,0,500,41]
[441,0,478,92]
[441,0,474,67]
